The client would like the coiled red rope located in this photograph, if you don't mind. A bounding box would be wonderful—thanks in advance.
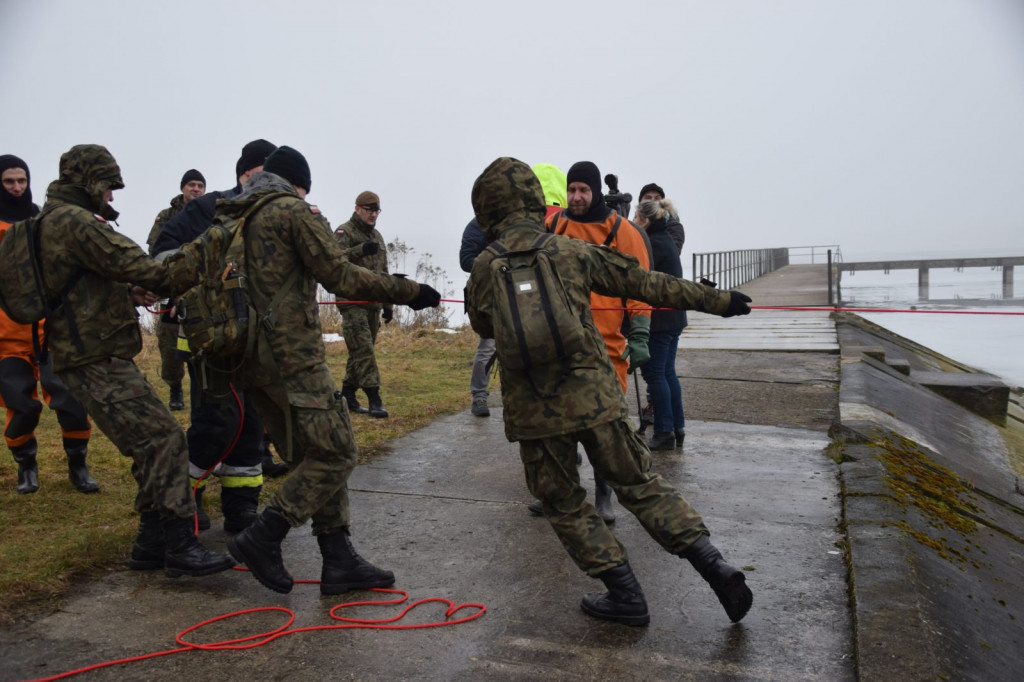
[19,586,486,682]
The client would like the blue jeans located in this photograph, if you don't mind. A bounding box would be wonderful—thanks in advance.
[640,329,684,434]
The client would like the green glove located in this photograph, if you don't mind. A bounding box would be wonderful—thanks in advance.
[621,315,651,373]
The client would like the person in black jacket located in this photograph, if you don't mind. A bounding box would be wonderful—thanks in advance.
[635,198,688,450]
[637,183,685,254]
[151,139,287,532]
[460,217,495,416]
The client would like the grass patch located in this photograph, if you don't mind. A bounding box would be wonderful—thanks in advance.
[0,323,483,623]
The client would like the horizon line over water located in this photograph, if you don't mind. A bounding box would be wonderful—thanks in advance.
[837,265,1024,389]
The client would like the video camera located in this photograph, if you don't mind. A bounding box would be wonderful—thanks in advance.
[603,173,632,218]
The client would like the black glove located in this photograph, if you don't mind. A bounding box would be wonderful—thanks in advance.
[382,308,393,324]
[723,291,752,318]
[406,284,441,310]
[361,242,379,256]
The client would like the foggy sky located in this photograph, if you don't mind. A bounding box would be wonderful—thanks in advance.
[2,0,1023,307]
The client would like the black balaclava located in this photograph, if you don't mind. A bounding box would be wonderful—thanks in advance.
[0,154,38,221]
[566,160,610,222]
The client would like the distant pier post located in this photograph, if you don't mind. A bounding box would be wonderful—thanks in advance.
[1003,265,1014,298]
[918,267,929,300]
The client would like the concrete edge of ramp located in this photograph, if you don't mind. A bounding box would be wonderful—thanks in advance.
[832,314,1024,681]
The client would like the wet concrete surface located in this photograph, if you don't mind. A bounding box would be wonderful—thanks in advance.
[0,406,851,681]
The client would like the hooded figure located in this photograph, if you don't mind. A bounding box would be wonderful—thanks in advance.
[31,143,236,578]
[466,157,754,628]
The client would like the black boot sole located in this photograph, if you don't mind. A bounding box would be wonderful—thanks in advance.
[227,537,294,593]
[320,574,395,595]
[164,556,235,578]
[715,572,753,623]
[129,554,164,570]
[580,597,650,626]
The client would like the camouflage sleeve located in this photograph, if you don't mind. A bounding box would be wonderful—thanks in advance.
[145,208,168,249]
[466,253,495,339]
[333,227,365,261]
[587,245,731,315]
[56,207,174,295]
[295,205,419,304]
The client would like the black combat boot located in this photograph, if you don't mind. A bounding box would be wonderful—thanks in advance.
[674,427,686,446]
[129,511,165,569]
[681,534,753,623]
[193,486,211,531]
[221,486,260,534]
[341,386,368,414]
[227,507,293,593]
[65,444,99,493]
[364,387,389,419]
[12,441,39,494]
[580,562,650,626]
[594,476,615,524]
[317,527,395,595]
[162,515,236,578]
[168,383,185,411]
[648,431,676,451]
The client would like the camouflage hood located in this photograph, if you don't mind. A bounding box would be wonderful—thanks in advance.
[471,157,547,241]
[214,170,297,220]
[44,144,125,220]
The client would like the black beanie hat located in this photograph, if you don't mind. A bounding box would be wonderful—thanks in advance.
[639,182,665,200]
[264,146,311,192]
[180,168,206,189]
[0,154,37,221]
[235,139,277,178]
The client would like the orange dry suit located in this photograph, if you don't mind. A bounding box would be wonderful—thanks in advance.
[546,210,651,392]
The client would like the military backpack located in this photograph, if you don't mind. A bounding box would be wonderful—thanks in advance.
[175,192,296,361]
[0,207,84,357]
[485,233,587,398]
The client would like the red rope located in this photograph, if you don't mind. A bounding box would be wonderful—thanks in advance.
[20,587,486,682]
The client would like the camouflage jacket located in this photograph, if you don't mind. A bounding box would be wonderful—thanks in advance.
[204,172,418,380]
[37,147,191,372]
[145,193,186,250]
[333,213,391,313]
[466,157,732,442]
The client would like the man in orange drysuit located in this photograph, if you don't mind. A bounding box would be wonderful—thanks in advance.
[543,160,651,522]
[0,154,95,494]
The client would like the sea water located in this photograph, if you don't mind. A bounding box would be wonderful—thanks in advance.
[837,265,1024,389]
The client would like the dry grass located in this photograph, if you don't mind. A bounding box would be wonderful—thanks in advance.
[0,322,483,623]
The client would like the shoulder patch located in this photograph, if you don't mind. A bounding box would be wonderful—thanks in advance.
[309,204,321,214]
[335,228,346,236]
[93,214,107,223]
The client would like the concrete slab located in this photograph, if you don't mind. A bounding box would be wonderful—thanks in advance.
[0,415,851,682]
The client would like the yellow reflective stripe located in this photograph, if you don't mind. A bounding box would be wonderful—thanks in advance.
[220,475,264,488]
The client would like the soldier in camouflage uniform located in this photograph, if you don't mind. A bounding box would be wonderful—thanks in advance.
[145,169,205,411]
[209,147,441,595]
[466,157,754,626]
[334,191,392,418]
[35,144,234,578]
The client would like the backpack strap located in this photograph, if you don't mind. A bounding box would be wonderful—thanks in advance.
[27,206,87,361]
[601,215,622,248]
[546,210,564,234]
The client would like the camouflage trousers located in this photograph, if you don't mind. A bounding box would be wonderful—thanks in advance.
[340,305,381,390]
[156,320,185,385]
[519,418,708,576]
[246,363,357,534]
[59,358,194,518]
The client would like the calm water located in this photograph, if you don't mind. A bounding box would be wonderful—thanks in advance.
[838,266,1024,388]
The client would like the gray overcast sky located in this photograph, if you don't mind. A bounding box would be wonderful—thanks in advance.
[3,0,1023,304]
